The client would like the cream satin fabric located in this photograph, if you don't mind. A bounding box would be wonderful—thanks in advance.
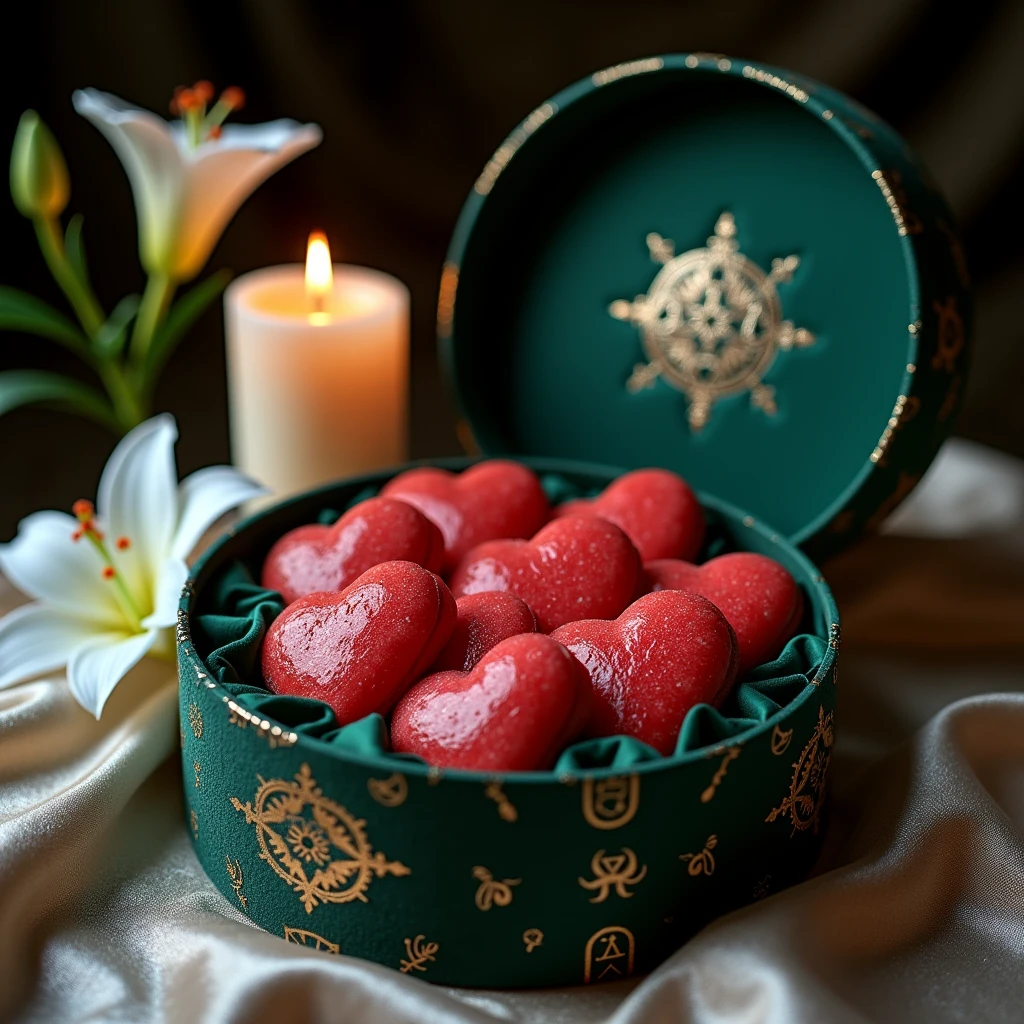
[3,439,1023,1024]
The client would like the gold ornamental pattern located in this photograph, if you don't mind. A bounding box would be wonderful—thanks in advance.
[230,764,410,914]
[766,705,835,835]
[610,212,815,431]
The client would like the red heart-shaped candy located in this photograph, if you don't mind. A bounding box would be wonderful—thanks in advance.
[552,590,738,755]
[554,468,704,562]
[449,515,641,633]
[261,560,456,724]
[381,460,549,570]
[391,634,591,771]
[432,592,538,672]
[645,552,803,674]
[261,497,445,605]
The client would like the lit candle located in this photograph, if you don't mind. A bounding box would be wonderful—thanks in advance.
[225,233,409,500]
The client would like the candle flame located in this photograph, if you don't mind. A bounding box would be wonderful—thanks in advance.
[305,231,333,321]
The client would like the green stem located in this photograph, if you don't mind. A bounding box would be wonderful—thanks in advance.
[129,273,176,373]
[96,360,144,431]
[33,216,105,339]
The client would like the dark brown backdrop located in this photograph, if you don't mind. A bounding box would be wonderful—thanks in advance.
[2,0,1021,540]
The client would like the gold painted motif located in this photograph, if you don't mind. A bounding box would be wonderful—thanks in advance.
[766,705,834,835]
[583,926,636,983]
[680,834,718,876]
[283,926,339,954]
[188,702,203,739]
[225,855,248,910]
[611,213,815,431]
[932,296,965,373]
[193,760,201,788]
[484,781,518,822]
[190,808,199,840]
[770,725,794,756]
[582,775,640,830]
[741,65,810,102]
[367,772,408,808]
[938,373,962,423]
[523,928,544,953]
[700,746,740,802]
[230,764,410,913]
[578,848,648,903]
[473,866,521,910]
[400,935,439,974]
[592,57,664,86]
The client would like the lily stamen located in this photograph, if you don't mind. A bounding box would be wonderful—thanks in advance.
[170,82,246,148]
[70,498,143,632]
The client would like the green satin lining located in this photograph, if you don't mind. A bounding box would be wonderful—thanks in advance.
[190,475,826,770]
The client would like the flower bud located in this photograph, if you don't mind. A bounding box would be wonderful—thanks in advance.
[10,110,70,218]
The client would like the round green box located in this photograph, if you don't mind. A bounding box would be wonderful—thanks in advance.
[178,458,838,988]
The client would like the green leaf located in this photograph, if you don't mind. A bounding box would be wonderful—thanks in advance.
[0,285,90,354]
[0,369,118,430]
[64,213,90,289]
[95,294,140,359]
[143,269,230,383]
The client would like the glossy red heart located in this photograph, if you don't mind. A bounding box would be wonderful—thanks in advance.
[381,460,549,570]
[449,515,641,633]
[554,468,704,562]
[261,497,445,605]
[261,560,456,725]
[645,552,803,675]
[551,590,738,755]
[391,633,591,771]
[431,592,538,672]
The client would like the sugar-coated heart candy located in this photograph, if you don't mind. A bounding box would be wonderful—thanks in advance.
[432,592,538,672]
[381,460,549,570]
[261,497,445,604]
[449,515,641,633]
[645,552,803,674]
[261,560,456,725]
[391,634,591,771]
[554,468,704,562]
[552,590,738,755]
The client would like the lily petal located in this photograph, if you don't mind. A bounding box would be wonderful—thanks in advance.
[171,464,267,562]
[0,603,100,689]
[145,556,187,630]
[0,511,124,627]
[67,629,158,718]
[97,414,179,611]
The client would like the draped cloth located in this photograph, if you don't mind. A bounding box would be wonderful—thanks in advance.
[2,438,1023,1024]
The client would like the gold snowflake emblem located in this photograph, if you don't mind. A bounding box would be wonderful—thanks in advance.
[610,212,815,431]
[286,819,332,866]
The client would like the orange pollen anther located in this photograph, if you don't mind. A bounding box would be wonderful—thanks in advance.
[71,528,83,542]
[116,536,131,550]
[208,125,223,139]
[171,86,201,115]
[193,79,215,104]
[220,86,245,111]
[102,566,116,580]
[72,498,95,522]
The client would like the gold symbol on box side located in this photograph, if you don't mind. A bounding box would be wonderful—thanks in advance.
[701,746,741,802]
[766,705,834,835]
[225,855,248,910]
[188,701,203,739]
[680,834,718,876]
[473,865,521,910]
[367,772,408,807]
[523,928,544,953]
[582,775,640,830]
[230,763,410,914]
[484,780,518,822]
[400,934,439,974]
[283,926,339,954]
[584,926,636,983]
[771,725,794,756]
[578,847,648,903]
[611,212,815,431]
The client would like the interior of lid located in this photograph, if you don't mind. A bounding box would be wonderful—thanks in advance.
[445,67,914,542]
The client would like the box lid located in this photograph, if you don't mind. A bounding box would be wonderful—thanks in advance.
[438,54,972,561]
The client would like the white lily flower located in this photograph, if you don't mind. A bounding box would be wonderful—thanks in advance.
[0,415,266,717]
[72,87,322,281]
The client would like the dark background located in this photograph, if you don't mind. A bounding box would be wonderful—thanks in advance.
[1,0,1022,540]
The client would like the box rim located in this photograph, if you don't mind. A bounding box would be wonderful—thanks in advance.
[178,456,839,785]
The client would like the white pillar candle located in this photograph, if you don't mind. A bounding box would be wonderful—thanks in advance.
[225,237,409,501]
